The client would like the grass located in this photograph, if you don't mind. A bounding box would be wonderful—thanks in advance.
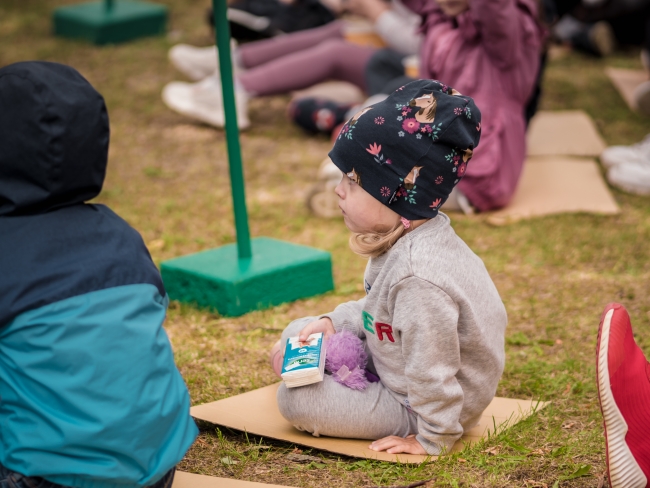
[3,2,650,486]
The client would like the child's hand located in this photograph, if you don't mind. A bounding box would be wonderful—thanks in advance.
[368,434,427,455]
[298,317,336,342]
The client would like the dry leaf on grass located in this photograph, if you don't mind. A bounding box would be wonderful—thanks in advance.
[374,480,433,488]
[147,239,165,251]
[286,453,328,463]
[527,448,546,456]
[245,445,272,451]
[524,480,548,488]
[482,446,501,455]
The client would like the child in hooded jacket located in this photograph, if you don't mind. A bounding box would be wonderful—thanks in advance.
[0,62,197,488]
[402,0,545,212]
[272,80,507,455]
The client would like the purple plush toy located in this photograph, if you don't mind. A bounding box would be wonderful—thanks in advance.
[325,330,374,390]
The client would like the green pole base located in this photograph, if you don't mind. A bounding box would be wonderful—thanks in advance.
[160,238,335,317]
[53,0,167,45]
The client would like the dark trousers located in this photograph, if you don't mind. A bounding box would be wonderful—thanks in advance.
[573,0,650,52]
[0,464,176,488]
[365,48,414,96]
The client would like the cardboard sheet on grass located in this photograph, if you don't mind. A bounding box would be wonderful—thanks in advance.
[190,382,547,464]
[173,471,293,488]
[527,110,606,157]
[486,156,619,225]
[605,67,648,112]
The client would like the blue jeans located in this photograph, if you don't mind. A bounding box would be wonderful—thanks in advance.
[0,465,176,488]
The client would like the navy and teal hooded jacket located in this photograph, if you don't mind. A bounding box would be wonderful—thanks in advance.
[0,61,198,487]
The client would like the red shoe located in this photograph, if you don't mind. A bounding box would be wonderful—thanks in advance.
[596,303,650,487]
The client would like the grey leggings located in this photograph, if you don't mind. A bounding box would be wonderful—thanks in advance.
[276,317,418,440]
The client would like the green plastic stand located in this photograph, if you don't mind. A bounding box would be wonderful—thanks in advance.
[160,0,335,316]
[53,0,167,45]
[161,238,334,317]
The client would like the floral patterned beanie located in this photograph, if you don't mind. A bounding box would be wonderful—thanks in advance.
[328,79,482,221]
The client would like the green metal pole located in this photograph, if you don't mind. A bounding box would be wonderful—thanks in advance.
[212,0,252,259]
[105,0,114,12]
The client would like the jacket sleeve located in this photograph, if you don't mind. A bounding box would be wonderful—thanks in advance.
[390,276,464,455]
[469,0,529,69]
[322,296,367,337]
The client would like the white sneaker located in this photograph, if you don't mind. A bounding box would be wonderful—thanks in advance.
[169,45,218,81]
[608,160,650,195]
[161,75,250,130]
[168,41,241,81]
[600,135,650,169]
[440,187,474,214]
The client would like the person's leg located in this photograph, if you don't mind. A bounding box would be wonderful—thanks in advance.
[364,49,407,97]
[0,464,175,488]
[277,374,418,440]
[238,20,345,69]
[596,303,650,487]
[605,7,647,46]
[0,463,67,488]
[239,39,376,96]
[440,186,474,214]
[147,467,176,488]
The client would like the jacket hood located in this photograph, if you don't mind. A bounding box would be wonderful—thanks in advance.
[0,61,109,216]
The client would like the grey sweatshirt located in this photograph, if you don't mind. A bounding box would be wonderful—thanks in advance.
[324,213,507,455]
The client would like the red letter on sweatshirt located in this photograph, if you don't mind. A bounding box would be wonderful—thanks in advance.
[375,323,395,342]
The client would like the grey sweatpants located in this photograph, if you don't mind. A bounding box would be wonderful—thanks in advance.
[276,317,418,440]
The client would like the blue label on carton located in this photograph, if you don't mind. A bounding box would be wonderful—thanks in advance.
[282,333,323,373]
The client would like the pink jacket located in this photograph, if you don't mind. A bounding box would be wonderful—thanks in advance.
[403,0,545,211]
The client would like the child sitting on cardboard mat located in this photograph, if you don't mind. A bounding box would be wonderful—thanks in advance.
[0,61,198,487]
[270,80,507,455]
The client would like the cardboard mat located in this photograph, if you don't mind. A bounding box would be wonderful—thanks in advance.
[487,156,619,225]
[173,471,293,488]
[605,67,648,112]
[527,110,606,157]
[190,382,547,464]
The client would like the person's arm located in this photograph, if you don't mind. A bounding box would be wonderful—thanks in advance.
[400,0,444,25]
[296,295,368,341]
[374,0,422,55]
[320,296,367,336]
[391,276,464,455]
[344,0,421,55]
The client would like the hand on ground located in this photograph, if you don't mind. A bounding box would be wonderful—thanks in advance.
[369,434,427,454]
[298,317,336,342]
